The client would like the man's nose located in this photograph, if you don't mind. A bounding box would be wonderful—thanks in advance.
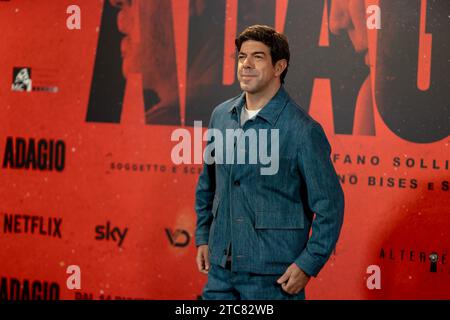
[242,56,254,68]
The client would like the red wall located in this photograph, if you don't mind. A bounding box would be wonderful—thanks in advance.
[0,0,448,300]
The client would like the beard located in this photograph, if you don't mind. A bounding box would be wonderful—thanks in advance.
[239,75,270,94]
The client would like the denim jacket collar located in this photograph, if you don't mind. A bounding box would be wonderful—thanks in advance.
[228,85,290,126]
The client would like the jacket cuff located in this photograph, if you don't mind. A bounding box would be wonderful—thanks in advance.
[294,249,324,277]
[195,231,209,247]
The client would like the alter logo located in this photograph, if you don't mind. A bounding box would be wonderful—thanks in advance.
[379,247,448,274]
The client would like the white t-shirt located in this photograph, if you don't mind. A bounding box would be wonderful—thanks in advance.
[240,104,263,126]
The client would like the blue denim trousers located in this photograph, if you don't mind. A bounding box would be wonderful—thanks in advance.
[202,263,305,300]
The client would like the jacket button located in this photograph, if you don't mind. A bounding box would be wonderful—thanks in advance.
[234,180,240,186]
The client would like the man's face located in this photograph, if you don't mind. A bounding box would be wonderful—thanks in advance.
[237,40,278,94]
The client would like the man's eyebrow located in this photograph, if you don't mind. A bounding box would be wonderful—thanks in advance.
[238,51,267,56]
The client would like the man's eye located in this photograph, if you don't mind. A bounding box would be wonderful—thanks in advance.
[255,56,263,59]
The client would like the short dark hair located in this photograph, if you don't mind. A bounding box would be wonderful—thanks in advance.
[235,25,290,83]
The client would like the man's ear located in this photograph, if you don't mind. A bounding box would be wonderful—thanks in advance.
[274,59,288,78]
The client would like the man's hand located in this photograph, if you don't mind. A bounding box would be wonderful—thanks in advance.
[277,263,311,295]
[196,244,210,274]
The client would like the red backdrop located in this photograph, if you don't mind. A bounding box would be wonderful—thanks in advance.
[0,0,448,300]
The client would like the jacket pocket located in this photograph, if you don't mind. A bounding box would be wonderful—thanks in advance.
[254,209,304,229]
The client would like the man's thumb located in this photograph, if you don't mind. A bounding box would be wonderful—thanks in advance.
[277,271,290,284]
[204,252,210,270]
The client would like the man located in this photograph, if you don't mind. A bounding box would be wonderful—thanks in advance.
[195,25,344,300]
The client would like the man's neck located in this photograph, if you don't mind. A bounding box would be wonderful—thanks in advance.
[245,82,281,111]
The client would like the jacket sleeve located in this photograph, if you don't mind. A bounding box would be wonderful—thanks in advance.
[194,110,217,247]
[294,122,345,277]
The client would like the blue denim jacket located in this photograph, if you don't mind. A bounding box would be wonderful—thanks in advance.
[195,85,344,277]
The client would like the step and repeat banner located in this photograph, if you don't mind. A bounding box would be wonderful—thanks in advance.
[0,0,448,300]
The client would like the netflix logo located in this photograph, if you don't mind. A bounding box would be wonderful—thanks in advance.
[2,213,62,238]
